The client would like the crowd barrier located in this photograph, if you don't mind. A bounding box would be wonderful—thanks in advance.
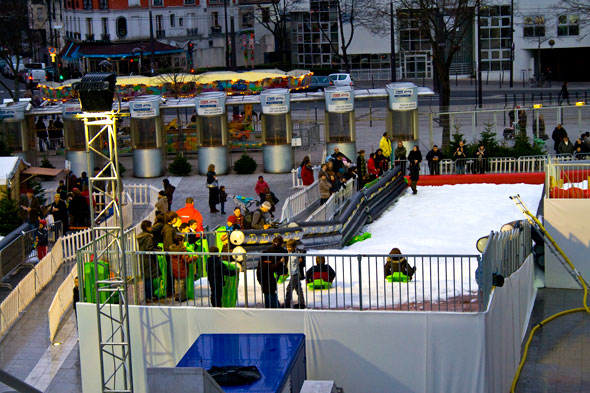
[280,179,320,223]
[305,177,357,222]
[290,166,321,188]
[121,249,482,312]
[46,184,159,342]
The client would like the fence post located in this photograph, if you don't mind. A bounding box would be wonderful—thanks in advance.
[357,255,363,311]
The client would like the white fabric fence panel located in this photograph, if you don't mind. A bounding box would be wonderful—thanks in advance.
[484,255,536,393]
[77,304,488,393]
[48,265,77,342]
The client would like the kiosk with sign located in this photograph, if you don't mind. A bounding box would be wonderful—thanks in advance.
[196,92,229,175]
[324,86,356,162]
[62,101,97,176]
[260,88,293,173]
[129,95,165,177]
[0,102,35,164]
[386,82,419,150]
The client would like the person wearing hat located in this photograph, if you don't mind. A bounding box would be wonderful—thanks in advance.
[251,201,272,230]
[36,219,49,260]
[226,215,238,231]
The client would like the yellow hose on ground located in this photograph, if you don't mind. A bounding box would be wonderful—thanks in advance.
[510,205,590,392]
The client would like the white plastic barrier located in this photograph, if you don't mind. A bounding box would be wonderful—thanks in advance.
[48,265,77,342]
[76,255,536,393]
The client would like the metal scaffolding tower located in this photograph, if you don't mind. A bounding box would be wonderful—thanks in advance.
[79,111,134,393]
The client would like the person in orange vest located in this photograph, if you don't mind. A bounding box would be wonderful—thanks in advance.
[176,197,204,231]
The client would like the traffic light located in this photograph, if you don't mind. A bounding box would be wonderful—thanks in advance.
[188,41,194,53]
[59,75,64,81]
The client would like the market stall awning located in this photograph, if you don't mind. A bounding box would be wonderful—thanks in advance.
[60,41,183,61]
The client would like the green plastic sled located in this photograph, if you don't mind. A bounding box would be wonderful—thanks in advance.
[153,243,168,299]
[83,260,118,304]
[221,261,240,307]
[307,279,332,290]
[386,273,410,283]
[346,232,372,246]
[275,272,289,284]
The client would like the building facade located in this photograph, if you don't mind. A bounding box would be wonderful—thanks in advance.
[289,0,590,82]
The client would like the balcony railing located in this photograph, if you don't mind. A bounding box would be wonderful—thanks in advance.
[156,30,166,38]
[85,33,95,41]
[187,27,199,35]
[211,25,222,34]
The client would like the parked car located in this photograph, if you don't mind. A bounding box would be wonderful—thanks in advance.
[25,69,47,88]
[307,75,333,92]
[329,73,354,87]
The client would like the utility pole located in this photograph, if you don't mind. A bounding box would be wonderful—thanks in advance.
[230,16,236,71]
[224,0,229,68]
[510,0,514,88]
[148,0,155,74]
[390,0,396,82]
[477,1,483,108]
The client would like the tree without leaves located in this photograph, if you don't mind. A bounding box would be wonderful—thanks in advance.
[318,0,358,73]
[0,0,33,100]
[253,0,300,68]
[556,0,590,25]
[357,0,477,148]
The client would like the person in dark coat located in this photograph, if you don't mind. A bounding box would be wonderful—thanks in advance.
[207,246,238,307]
[558,136,575,154]
[356,150,367,188]
[425,145,443,175]
[558,81,570,105]
[384,248,416,280]
[394,141,407,173]
[162,211,180,251]
[256,236,287,308]
[49,193,69,233]
[551,124,568,153]
[374,149,387,175]
[407,145,422,166]
[206,164,220,213]
[163,178,175,211]
[69,188,89,227]
[151,213,165,245]
[305,256,336,284]
[20,190,41,228]
[35,117,47,152]
[473,144,486,174]
[261,187,279,217]
[137,220,159,300]
[453,141,468,174]
[409,159,420,195]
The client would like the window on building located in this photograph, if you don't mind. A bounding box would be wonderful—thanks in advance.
[102,18,108,35]
[170,14,176,27]
[116,16,127,38]
[480,5,512,72]
[557,14,579,36]
[86,18,93,34]
[153,0,163,6]
[523,15,545,37]
[211,12,219,27]
[179,17,184,27]
[185,0,196,4]
[83,0,91,10]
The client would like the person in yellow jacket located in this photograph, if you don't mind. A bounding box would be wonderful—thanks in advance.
[379,132,392,160]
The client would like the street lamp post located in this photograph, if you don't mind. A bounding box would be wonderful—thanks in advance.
[510,0,514,88]
[224,0,229,68]
[149,0,155,74]
[390,0,396,82]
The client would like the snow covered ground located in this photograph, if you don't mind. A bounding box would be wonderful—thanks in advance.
[191,183,544,310]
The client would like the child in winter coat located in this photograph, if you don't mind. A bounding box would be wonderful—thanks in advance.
[170,235,191,302]
[206,246,238,307]
[36,219,49,260]
[218,185,228,214]
[284,240,306,309]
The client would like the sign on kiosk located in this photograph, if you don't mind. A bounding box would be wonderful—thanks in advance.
[196,92,226,117]
[387,83,418,111]
[325,87,354,113]
[261,89,290,115]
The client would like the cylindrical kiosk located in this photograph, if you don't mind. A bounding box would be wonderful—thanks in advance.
[386,82,419,152]
[129,95,165,178]
[324,86,356,162]
[261,88,293,173]
[196,92,229,175]
[0,102,35,164]
[62,101,94,176]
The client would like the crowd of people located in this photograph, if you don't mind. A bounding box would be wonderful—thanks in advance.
[34,116,64,152]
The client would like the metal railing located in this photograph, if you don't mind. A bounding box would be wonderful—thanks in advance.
[86,250,482,312]
[434,153,579,176]
[291,165,321,188]
[280,180,320,223]
[545,156,590,199]
[480,220,532,308]
[306,177,357,222]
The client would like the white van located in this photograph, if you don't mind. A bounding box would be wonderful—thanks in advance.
[27,69,47,86]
